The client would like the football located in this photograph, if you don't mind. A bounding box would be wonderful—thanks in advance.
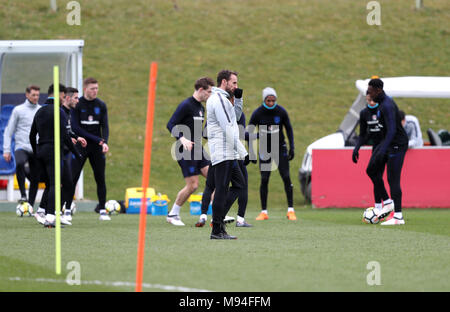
[363,207,380,224]
[105,200,121,215]
[16,202,33,217]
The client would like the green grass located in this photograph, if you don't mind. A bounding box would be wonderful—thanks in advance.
[1,0,449,292]
[1,208,449,292]
[1,0,449,204]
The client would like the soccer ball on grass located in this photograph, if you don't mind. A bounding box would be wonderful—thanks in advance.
[105,200,121,215]
[16,202,33,217]
[363,207,380,224]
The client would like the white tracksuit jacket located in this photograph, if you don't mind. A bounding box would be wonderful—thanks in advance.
[206,87,247,166]
[3,100,41,154]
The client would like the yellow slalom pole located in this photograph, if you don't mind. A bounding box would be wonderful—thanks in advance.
[53,66,61,275]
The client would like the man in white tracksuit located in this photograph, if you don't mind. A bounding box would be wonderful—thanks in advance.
[207,70,248,239]
[3,85,41,206]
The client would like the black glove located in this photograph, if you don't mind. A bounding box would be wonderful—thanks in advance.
[234,88,243,99]
[244,154,250,166]
[352,148,359,163]
[245,153,257,165]
[288,149,295,161]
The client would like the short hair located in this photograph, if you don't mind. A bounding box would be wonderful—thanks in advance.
[65,87,79,97]
[26,85,40,93]
[368,78,384,89]
[216,70,238,87]
[399,110,406,121]
[48,83,66,95]
[83,77,98,87]
[194,77,214,90]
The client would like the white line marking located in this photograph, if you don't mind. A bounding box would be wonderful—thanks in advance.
[8,277,213,292]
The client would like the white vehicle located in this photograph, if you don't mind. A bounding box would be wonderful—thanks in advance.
[299,76,450,202]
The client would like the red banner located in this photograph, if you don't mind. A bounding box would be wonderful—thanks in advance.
[311,147,450,208]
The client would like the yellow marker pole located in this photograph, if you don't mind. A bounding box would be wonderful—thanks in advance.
[53,66,61,275]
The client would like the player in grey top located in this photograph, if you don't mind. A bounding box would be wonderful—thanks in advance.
[206,86,247,165]
[3,85,41,205]
[206,70,247,240]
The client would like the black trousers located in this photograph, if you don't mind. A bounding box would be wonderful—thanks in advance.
[366,147,387,204]
[14,149,40,205]
[62,152,74,210]
[201,160,248,218]
[366,145,407,212]
[70,142,106,209]
[210,160,246,234]
[36,144,63,216]
[200,164,214,215]
[259,145,293,210]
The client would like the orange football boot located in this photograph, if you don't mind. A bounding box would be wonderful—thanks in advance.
[255,212,269,220]
[286,211,297,221]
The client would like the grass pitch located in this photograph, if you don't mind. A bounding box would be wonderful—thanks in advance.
[1,0,449,293]
[1,207,449,292]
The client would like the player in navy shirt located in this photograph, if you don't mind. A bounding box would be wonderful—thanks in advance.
[29,84,81,227]
[366,78,408,225]
[165,77,215,226]
[352,92,388,217]
[70,77,110,221]
[248,87,296,221]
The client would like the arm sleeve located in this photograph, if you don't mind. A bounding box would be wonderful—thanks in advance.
[101,103,109,144]
[166,102,187,140]
[378,100,397,153]
[69,128,78,139]
[71,107,103,143]
[202,121,208,140]
[354,111,368,150]
[60,110,79,155]
[283,109,295,150]
[215,95,247,158]
[234,97,243,122]
[237,113,246,141]
[246,111,259,159]
[29,115,37,155]
[3,108,18,153]
[246,110,259,141]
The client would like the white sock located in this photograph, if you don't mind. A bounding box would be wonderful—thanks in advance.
[37,207,45,214]
[100,209,107,215]
[237,216,245,223]
[288,207,294,212]
[394,212,403,219]
[200,214,207,221]
[375,203,382,210]
[169,204,182,216]
[261,210,268,214]
[383,199,393,206]
[46,214,55,223]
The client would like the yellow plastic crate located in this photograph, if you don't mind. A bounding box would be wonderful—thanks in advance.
[125,187,156,208]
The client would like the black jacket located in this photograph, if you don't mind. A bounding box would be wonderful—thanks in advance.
[29,98,80,158]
